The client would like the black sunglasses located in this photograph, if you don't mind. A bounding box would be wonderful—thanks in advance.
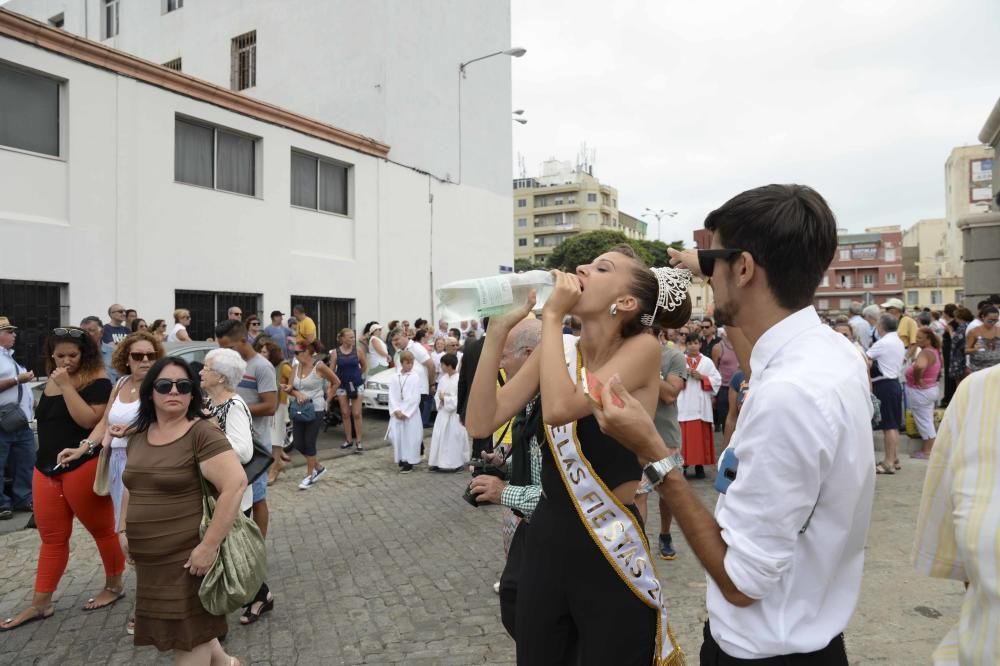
[129,351,157,362]
[53,327,85,338]
[698,249,746,278]
[153,379,194,395]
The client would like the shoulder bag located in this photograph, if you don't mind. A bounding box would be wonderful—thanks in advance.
[215,398,274,484]
[192,432,267,616]
[0,355,29,432]
[288,399,316,423]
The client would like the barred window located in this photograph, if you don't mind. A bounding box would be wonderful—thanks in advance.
[163,58,182,72]
[231,31,256,91]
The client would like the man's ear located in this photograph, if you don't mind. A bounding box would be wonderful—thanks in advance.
[736,251,756,288]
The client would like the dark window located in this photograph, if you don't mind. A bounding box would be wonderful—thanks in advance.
[0,280,67,376]
[163,58,182,71]
[290,296,354,347]
[231,30,256,91]
[174,118,214,188]
[49,13,64,28]
[587,193,597,202]
[166,0,184,12]
[104,0,119,38]
[174,117,257,195]
[0,62,60,156]
[174,290,261,341]
[290,151,350,215]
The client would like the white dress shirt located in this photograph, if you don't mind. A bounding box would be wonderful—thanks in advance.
[709,306,875,659]
[866,331,905,379]
[397,340,432,394]
[849,314,873,351]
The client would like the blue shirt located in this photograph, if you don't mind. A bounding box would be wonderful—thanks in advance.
[263,325,294,359]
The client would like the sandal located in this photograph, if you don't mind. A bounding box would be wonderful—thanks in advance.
[83,586,126,611]
[126,616,135,635]
[239,594,274,625]
[875,462,895,475]
[910,451,930,460]
[893,458,902,471]
[0,605,54,631]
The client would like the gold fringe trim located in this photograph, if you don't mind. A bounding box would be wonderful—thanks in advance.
[657,624,686,666]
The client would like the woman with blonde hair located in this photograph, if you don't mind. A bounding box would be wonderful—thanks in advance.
[332,328,367,453]
[167,309,192,342]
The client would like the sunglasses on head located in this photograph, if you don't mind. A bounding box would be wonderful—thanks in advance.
[53,327,85,338]
[129,351,157,362]
[698,248,746,278]
[153,379,194,395]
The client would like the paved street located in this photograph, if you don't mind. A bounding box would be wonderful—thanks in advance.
[0,419,963,665]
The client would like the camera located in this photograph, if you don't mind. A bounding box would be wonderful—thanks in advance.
[462,458,508,507]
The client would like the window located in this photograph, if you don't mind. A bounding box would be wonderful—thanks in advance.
[885,248,896,262]
[612,198,617,207]
[290,151,349,215]
[839,249,850,261]
[553,197,563,206]
[175,117,257,196]
[103,0,119,38]
[840,298,852,310]
[533,195,547,207]
[517,199,527,208]
[517,218,527,228]
[931,290,942,305]
[840,275,852,288]
[587,193,597,202]
[163,58,182,72]
[863,274,875,287]
[818,298,829,310]
[567,196,576,204]
[165,0,184,12]
[49,13,64,28]
[907,291,919,306]
[696,296,703,307]
[820,275,829,287]
[518,238,527,247]
[231,30,256,91]
[0,62,60,157]
[885,272,898,284]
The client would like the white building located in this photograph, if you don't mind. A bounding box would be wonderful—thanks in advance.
[0,3,515,371]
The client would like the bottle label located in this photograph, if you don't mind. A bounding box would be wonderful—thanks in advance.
[475,276,514,312]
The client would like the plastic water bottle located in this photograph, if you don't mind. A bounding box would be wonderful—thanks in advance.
[436,271,555,321]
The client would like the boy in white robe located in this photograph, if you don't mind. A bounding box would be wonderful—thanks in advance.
[387,351,423,473]
[428,353,468,471]
[677,332,722,478]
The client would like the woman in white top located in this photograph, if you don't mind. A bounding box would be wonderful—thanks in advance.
[199,349,254,513]
[167,309,192,342]
[281,345,339,490]
[363,322,390,375]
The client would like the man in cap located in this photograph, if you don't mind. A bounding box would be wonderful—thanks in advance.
[263,310,294,360]
[882,298,918,359]
[0,317,36,518]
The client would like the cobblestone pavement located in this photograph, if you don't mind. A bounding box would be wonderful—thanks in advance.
[0,419,963,665]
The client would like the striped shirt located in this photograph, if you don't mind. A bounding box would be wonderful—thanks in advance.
[912,363,1000,666]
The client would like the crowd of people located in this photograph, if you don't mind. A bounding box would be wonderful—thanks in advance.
[0,187,998,663]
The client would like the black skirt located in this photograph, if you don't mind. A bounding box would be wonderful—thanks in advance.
[872,379,903,431]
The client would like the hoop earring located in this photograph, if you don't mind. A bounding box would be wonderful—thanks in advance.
[609,303,618,317]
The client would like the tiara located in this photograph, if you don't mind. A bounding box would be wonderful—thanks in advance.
[639,267,692,327]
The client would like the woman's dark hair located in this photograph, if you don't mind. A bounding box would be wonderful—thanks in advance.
[917,326,941,351]
[130,318,146,333]
[414,318,427,330]
[954,306,975,324]
[704,184,837,311]
[254,338,284,366]
[449,327,461,339]
[440,352,459,370]
[606,244,692,337]
[943,304,956,318]
[131,357,210,433]
[386,320,399,333]
[151,318,166,333]
[414,329,428,344]
[245,314,260,325]
[685,331,702,345]
[44,328,105,378]
[982,305,999,319]
[362,321,379,335]
[112,330,165,375]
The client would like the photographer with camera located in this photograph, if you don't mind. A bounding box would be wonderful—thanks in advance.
[465,318,543,638]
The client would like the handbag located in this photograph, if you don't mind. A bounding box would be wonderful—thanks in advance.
[92,440,112,495]
[289,399,317,423]
[192,435,267,616]
[216,398,273,484]
[0,382,28,433]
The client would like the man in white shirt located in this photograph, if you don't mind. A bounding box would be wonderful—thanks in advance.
[593,184,875,664]
[848,301,873,351]
[391,327,436,428]
[867,314,906,475]
[0,317,35,519]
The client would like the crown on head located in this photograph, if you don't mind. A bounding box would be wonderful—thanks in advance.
[639,267,692,327]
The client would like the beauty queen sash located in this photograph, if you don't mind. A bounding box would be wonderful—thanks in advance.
[543,345,685,665]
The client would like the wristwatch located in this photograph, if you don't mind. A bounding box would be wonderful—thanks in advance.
[642,452,684,488]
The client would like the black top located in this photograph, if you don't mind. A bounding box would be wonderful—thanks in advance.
[35,378,112,475]
[541,414,642,509]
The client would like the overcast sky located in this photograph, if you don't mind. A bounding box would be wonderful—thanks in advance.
[510,0,1000,245]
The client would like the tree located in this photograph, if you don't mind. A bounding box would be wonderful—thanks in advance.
[514,257,547,273]
[634,239,684,267]
[544,231,686,271]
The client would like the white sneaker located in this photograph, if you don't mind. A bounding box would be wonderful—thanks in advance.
[298,474,315,490]
[492,581,501,595]
[312,465,327,481]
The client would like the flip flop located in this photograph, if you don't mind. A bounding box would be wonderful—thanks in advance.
[0,605,54,631]
[83,587,126,611]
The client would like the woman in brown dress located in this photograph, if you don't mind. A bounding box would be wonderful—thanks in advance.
[119,357,247,665]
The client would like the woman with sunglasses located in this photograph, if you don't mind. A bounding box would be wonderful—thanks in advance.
[965,305,1000,373]
[281,344,339,490]
[130,319,148,334]
[245,315,262,345]
[168,309,193,342]
[118,357,246,664]
[56,331,164,633]
[1,328,123,632]
[149,319,167,342]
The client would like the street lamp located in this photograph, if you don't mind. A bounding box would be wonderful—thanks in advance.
[460,47,527,76]
[642,208,678,242]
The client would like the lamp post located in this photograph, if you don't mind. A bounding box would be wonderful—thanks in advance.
[456,47,526,183]
[642,208,678,242]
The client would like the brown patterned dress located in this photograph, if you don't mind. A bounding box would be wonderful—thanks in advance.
[124,418,232,651]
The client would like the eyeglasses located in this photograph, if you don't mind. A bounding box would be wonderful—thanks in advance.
[701,324,712,329]
[231,312,242,317]
[53,327,85,338]
[153,379,194,395]
[110,309,125,315]
[249,322,261,327]
[698,248,746,278]
[129,351,157,362]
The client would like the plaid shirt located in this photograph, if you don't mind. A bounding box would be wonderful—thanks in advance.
[499,435,542,518]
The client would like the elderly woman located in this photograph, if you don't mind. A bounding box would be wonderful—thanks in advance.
[867,314,906,474]
[905,327,942,460]
[167,309,192,342]
[1,328,121,631]
[119,357,246,665]
[201,349,255,514]
[965,305,1000,373]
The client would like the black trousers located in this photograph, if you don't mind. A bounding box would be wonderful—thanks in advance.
[499,519,528,638]
[514,497,656,666]
[700,621,848,666]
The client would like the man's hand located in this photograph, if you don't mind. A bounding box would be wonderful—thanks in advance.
[591,374,672,463]
[16,371,34,384]
[667,247,703,277]
[469,474,507,504]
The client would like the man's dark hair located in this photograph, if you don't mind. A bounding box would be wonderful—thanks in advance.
[701,317,714,325]
[215,319,247,340]
[80,316,102,327]
[704,184,837,311]
[414,318,427,330]
[440,352,459,370]
[685,331,702,345]
[944,304,956,318]
[977,299,990,315]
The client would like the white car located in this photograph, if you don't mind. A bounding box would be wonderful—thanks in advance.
[361,368,395,411]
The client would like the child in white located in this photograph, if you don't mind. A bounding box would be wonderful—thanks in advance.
[386,351,423,473]
[428,353,468,471]
[677,332,722,478]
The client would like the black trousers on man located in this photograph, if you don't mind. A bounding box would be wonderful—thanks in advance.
[499,519,528,638]
[700,621,848,666]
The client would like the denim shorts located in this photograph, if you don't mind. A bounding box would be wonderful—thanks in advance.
[251,439,273,503]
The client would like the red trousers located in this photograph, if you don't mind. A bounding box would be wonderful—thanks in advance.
[32,457,124,593]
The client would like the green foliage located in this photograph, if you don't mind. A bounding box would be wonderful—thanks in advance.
[544,231,685,271]
[514,257,547,273]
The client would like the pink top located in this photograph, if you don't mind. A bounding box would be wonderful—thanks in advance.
[905,348,941,389]
[716,338,740,386]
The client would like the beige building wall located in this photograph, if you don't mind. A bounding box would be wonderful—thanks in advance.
[903,218,950,280]
[944,144,994,277]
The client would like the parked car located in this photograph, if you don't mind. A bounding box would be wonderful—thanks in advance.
[361,368,394,412]
[163,340,218,374]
